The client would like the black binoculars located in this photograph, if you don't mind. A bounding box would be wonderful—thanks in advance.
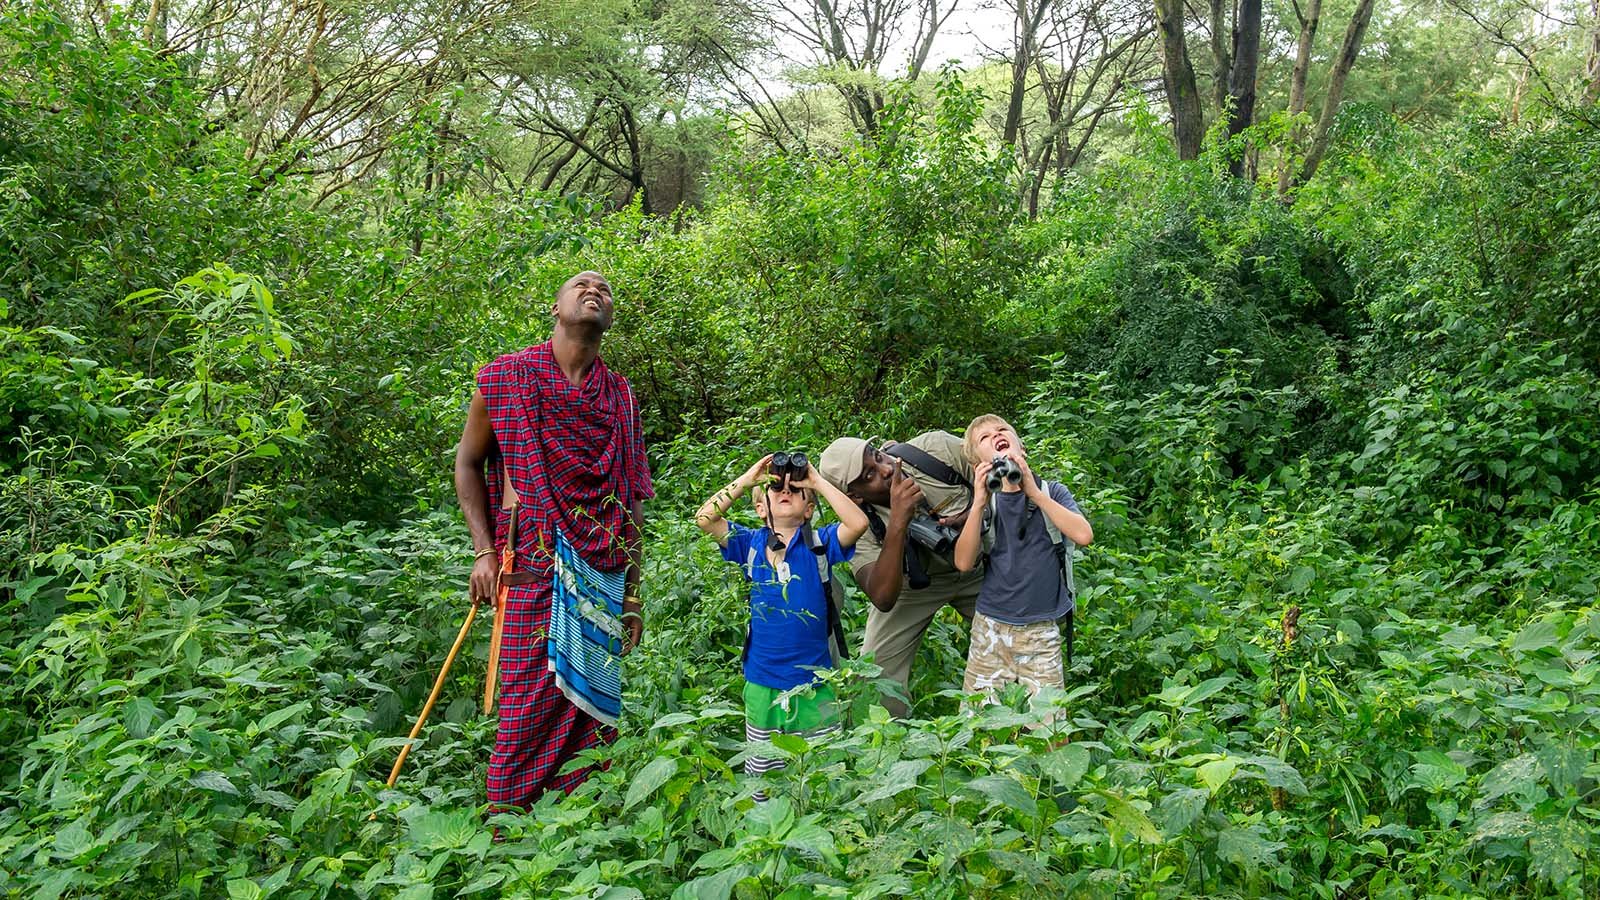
[986,455,1022,492]
[769,451,810,489]
[907,515,959,555]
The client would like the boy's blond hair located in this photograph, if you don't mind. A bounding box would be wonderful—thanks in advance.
[963,414,1014,464]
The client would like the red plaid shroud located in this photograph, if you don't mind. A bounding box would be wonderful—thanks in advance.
[477,341,653,809]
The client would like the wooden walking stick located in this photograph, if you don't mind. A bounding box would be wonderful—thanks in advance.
[483,487,519,714]
[383,600,480,790]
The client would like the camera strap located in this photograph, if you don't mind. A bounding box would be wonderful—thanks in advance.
[865,505,934,589]
[863,505,887,542]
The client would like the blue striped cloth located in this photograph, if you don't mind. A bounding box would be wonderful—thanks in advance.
[548,529,627,726]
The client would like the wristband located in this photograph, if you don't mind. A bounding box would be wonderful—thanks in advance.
[474,547,496,561]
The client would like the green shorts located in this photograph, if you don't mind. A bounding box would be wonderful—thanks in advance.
[742,681,840,733]
[742,681,842,782]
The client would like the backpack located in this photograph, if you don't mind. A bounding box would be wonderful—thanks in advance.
[883,442,971,490]
[742,523,851,666]
[980,479,1078,665]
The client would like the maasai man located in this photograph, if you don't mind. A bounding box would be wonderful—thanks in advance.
[454,270,652,810]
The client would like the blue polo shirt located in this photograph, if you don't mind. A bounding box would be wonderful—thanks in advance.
[721,522,854,692]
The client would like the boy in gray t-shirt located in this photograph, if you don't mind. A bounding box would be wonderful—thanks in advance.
[952,415,1094,712]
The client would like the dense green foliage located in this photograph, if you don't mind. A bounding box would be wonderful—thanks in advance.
[4,8,1600,899]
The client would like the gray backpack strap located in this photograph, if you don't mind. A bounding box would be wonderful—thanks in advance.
[1039,480,1076,603]
[1039,482,1063,546]
[807,526,851,662]
[742,541,759,663]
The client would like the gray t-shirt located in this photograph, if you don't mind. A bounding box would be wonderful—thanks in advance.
[977,481,1083,625]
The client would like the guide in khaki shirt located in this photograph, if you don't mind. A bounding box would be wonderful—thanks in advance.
[849,430,974,579]
[818,430,983,717]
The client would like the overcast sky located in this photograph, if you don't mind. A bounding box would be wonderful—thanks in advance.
[768,1,1019,75]
[911,1,1017,70]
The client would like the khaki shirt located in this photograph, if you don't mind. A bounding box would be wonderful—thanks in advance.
[849,430,975,581]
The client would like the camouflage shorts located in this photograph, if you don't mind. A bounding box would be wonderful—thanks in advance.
[962,612,1065,699]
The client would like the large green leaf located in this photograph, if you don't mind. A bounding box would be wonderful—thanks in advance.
[857,759,933,804]
[1240,755,1308,796]
[1097,790,1162,844]
[407,809,478,850]
[783,817,840,868]
[1472,811,1534,844]
[671,865,757,900]
[256,701,310,733]
[1510,617,1563,654]
[1476,753,1542,807]
[52,820,94,861]
[623,757,680,812]
[190,771,240,795]
[745,795,795,837]
[1216,826,1285,870]
[1037,744,1089,789]
[1536,743,1584,796]
[124,696,159,739]
[1197,758,1239,795]
[769,732,810,754]
[1408,750,1468,794]
[963,774,1037,818]
[1158,788,1210,837]
[650,712,698,729]
[1528,817,1585,885]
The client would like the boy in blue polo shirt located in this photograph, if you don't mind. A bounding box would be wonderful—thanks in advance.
[695,453,869,791]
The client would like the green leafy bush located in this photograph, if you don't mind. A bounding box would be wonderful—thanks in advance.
[3,12,1599,898]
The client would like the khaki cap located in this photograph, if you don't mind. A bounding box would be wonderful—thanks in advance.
[818,436,873,493]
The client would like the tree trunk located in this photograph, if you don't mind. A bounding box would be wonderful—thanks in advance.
[1225,0,1261,177]
[848,88,880,136]
[1275,0,1321,196]
[1003,52,1031,146]
[1209,0,1231,115]
[1029,140,1053,219]
[617,101,652,214]
[1298,0,1375,185]
[814,0,881,137]
[143,0,166,48]
[1510,66,1530,123]
[1586,0,1600,105]
[1156,0,1203,159]
[907,0,955,81]
[1002,0,1050,146]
